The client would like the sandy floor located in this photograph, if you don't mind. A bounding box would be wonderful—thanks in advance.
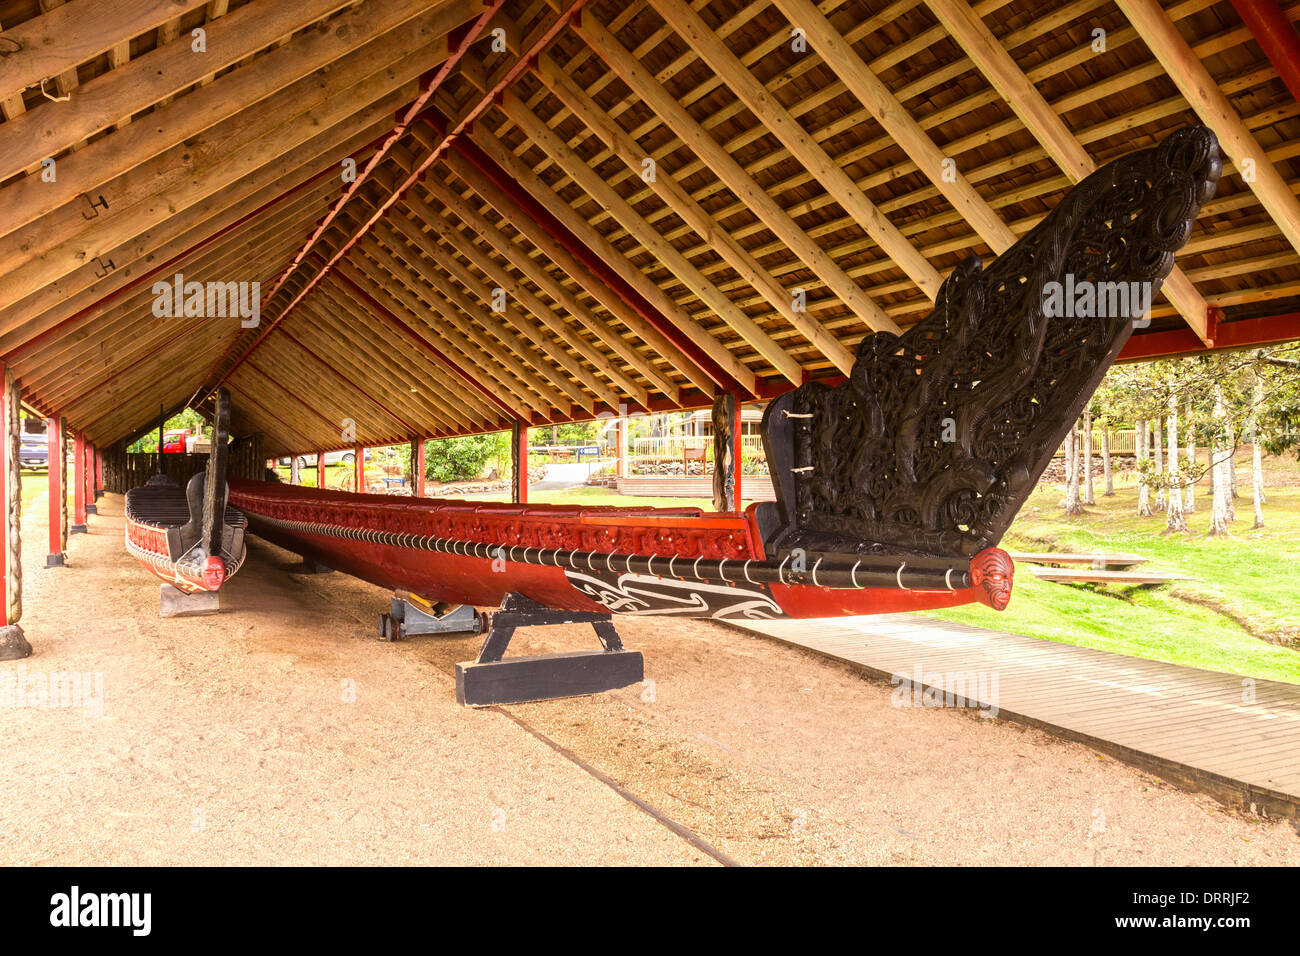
[2,492,1297,866]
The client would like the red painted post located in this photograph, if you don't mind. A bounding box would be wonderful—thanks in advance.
[95,445,104,498]
[354,445,365,493]
[1231,0,1300,107]
[86,443,98,513]
[732,396,744,508]
[317,450,326,490]
[71,431,88,533]
[615,417,626,479]
[415,439,426,498]
[46,417,65,567]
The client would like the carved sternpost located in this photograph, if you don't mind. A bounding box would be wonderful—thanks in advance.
[512,421,527,504]
[0,367,29,659]
[712,392,737,512]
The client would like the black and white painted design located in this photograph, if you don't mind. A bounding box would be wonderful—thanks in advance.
[564,568,782,620]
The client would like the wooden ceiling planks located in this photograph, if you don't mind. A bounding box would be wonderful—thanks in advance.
[0,0,1294,458]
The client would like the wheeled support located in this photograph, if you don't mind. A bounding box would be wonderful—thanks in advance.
[379,594,481,642]
[455,593,643,707]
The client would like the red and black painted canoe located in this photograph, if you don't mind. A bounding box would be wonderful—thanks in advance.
[227,125,1222,623]
[227,477,1010,620]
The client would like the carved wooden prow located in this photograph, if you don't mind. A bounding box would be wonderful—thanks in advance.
[758,125,1222,564]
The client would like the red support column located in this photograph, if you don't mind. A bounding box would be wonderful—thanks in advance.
[94,445,104,498]
[71,431,88,533]
[353,445,365,493]
[615,417,626,479]
[415,439,426,498]
[85,443,98,513]
[46,416,65,567]
[732,396,744,508]
[316,450,326,490]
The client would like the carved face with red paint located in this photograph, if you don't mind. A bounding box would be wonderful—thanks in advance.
[970,548,1014,611]
[201,556,226,592]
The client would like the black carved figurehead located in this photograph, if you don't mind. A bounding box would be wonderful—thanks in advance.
[760,124,1221,565]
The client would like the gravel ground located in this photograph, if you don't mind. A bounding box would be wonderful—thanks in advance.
[2,492,1297,866]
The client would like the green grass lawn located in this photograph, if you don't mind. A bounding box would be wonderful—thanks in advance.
[927,465,1300,684]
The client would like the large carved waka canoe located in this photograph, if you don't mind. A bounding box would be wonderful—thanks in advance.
[124,390,246,594]
[230,125,1221,621]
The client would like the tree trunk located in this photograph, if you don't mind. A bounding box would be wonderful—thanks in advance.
[1251,370,1265,528]
[1101,426,1114,496]
[1208,385,1230,536]
[1227,417,1239,500]
[1082,408,1095,505]
[1184,401,1195,513]
[1063,423,1083,515]
[1136,418,1152,516]
[1163,398,1186,534]
[1153,415,1165,510]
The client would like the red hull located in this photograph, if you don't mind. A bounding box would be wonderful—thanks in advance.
[228,479,1007,620]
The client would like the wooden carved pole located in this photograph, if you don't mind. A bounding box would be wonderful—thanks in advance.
[0,366,30,659]
[512,421,528,504]
[316,450,326,490]
[71,431,88,534]
[712,392,737,512]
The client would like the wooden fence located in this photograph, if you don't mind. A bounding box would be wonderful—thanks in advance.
[1054,428,1138,457]
[101,433,266,493]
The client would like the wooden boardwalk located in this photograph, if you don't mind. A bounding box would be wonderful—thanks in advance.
[732,615,1300,819]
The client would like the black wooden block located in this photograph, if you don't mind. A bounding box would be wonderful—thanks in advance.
[456,649,644,707]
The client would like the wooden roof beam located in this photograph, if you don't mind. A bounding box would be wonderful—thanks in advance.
[0,0,364,184]
[1117,0,1300,261]
[769,0,1016,257]
[0,0,210,107]
[328,265,524,425]
[368,222,593,414]
[532,52,856,377]
[289,302,482,433]
[575,15,901,339]
[497,86,800,384]
[420,164,682,400]
[924,0,1216,343]
[399,191,651,408]
[378,213,621,410]
[0,0,472,248]
[645,0,942,302]
[302,283,502,429]
[439,122,754,395]
[350,236,567,415]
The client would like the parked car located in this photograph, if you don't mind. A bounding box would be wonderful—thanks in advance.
[277,449,370,468]
[19,431,48,469]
